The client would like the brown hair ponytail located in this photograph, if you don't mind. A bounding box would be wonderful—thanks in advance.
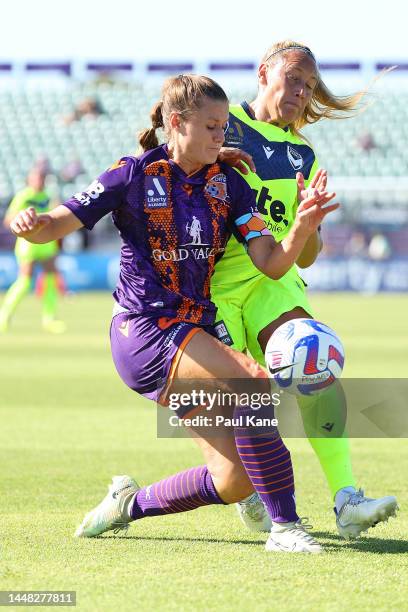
[138,101,164,151]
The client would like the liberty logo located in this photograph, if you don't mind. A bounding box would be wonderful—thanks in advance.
[226,121,244,146]
[183,215,209,246]
[145,175,168,208]
[287,145,304,171]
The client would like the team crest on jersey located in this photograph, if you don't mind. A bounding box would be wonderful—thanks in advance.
[287,145,304,171]
[204,173,228,201]
[145,175,168,208]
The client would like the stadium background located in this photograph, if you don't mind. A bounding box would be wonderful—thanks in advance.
[0,60,407,292]
[2,2,408,609]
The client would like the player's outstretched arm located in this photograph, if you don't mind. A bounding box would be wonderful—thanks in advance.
[248,190,339,280]
[9,205,83,244]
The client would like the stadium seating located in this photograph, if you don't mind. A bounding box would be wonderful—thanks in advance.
[0,80,407,254]
[1,82,408,204]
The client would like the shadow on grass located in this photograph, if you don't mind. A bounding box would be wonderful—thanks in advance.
[95,534,263,546]
[90,531,408,553]
[312,530,408,554]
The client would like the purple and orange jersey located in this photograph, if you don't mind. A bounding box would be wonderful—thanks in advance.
[63,145,271,325]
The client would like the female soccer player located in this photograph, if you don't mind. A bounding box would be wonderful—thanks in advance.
[10,74,338,553]
[0,167,65,333]
[212,41,398,540]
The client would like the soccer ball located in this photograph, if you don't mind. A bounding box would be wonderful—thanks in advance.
[265,318,345,396]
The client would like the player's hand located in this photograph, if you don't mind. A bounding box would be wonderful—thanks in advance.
[10,207,51,239]
[297,169,328,204]
[294,190,339,235]
[217,147,256,174]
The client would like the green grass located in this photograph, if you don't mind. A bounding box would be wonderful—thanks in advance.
[1,292,407,611]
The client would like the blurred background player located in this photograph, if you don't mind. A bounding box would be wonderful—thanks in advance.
[212,40,398,538]
[0,167,66,333]
[8,74,339,553]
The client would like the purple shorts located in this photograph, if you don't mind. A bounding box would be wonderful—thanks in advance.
[110,312,209,405]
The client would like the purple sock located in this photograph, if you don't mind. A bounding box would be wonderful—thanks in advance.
[129,465,225,520]
[234,405,299,523]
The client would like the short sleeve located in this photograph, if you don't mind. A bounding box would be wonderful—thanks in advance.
[227,169,272,245]
[62,156,137,230]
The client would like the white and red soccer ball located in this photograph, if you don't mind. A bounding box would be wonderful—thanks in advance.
[265,318,345,396]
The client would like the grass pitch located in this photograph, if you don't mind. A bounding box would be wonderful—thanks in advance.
[1,292,407,611]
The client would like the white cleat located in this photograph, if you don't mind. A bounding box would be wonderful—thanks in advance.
[75,475,140,538]
[236,493,272,533]
[265,517,323,553]
[335,489,399,540]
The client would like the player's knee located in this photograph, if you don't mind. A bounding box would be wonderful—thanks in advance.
[251,361,269,380]
[228,348,268,381]
[210,463,253,503]
[236,357,269,385]
[242,361,270,398]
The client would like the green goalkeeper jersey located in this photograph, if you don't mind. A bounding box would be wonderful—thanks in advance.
[6,186,52,217]
[212,102,318,285]
[6,186,58,263]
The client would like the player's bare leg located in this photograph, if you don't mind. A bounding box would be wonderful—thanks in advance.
[76,330,322,551]
[0,261,33,331]
[41,257,66,334]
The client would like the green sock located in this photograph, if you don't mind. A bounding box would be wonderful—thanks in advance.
[42,273,58,322]
[297,382,356,498]
[0,275,31,323]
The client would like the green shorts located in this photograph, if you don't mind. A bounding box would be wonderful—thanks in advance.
[211,266,313,366]
[15,238,59,264]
